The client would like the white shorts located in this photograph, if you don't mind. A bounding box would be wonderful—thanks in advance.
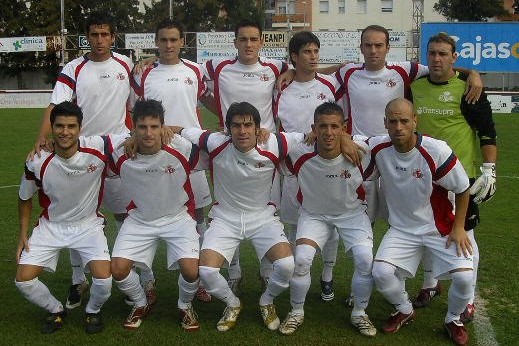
[363,177,388,222]
[112,212,199,271]
[297,211,373,253]
[375,228,474,279]
[102,176,131,215]
[280,175,300,225]
[203,205,288,265]
[190,170,212,209]
[19,217,110,272]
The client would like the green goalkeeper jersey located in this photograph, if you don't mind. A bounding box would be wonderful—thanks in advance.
[411,71,495,178]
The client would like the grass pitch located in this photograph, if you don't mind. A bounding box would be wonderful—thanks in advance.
[0,108,517,345]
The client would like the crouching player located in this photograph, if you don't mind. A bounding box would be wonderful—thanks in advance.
[278,102,376,337]
[110,99,202,331]
[15,102,112,334]
[367,98,474,346]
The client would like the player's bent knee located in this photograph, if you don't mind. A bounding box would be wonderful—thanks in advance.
[372,261,396,285]
[88,260,111,279]
[294,244,316,277]
[353,246,373,276]
[198,265,219,289]
[110,258,133,281]
[273,256,295,279]
[15,264,43,282]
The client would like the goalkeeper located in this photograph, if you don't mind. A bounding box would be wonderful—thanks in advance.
[409,32,497,325]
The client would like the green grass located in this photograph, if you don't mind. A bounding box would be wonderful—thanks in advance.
[1,109,518,345]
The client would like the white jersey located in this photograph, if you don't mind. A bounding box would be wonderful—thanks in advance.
[132,59,208,128]
[274,73,342,132]
[203,57,289,131]
[19,136,112,223]
[336,61,428,136]
[50,53,133,136]
[110,135,202,227]
[182,128,299,211]
[287,140,369,216]
[363,134,469,236]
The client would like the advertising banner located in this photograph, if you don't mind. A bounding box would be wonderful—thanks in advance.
[0,36,46,53]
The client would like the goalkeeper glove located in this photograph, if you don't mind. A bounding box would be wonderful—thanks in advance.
[469,163,496,204]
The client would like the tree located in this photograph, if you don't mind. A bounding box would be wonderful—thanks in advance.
[433,0,508,21]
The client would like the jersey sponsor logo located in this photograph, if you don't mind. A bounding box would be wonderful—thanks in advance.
[395,166,407,172]
[87,164,98,173]
[116,73,126,80]
[299,94,311,99]
[412,169,424,179]
[167,77,179,82]
[317,92,326,100]
[242,72,256,78]
[438,91,454,102]
[416,106,454,116]
[67,170,81,176]
[368,80,381,85]
[100,74,110,79]
[165,165,176,174]
[386,79,397,87]
[145,168,159,173]
[184,77,194,85]
[259,73,270,82]
[237,159,247,166]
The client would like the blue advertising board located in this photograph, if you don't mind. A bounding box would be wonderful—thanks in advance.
[421,22,519,72]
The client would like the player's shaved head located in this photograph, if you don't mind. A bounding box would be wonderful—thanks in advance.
[132,99,165,125]
[385,98,414,117]
[314,102,344,124]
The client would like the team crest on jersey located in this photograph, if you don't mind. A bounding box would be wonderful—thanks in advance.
[116,73,126,80]
[438,91,454,103]
[386,79,396,87]
[317,93,326,100]
[259,74,269,82]
[165,165,176,174]
[255,162,266,168]
[412,169,423,179]
[87,164,98,173]
[340,169,351,179]
[184,77,194,85]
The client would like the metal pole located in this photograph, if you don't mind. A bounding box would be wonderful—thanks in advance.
[60,0,65,66]
[169,0,173,19]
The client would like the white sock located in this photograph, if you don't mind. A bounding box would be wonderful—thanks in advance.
[260,256,294,305]
[351,246,374,316]
[15,278,63,313]
[178,275,199,309]
[421,249,438,289]
[467,230,479,305]
[85,276,112,314]
[259,257,273,281]
[289,244,316,312]
[115,270,147,307]
[227,246,241,280]
[321,230,339,282]
[446,270,473,323]
[139,267,155,286]
[199,266,240,307]
[372,261,413,314]
[69,249,87,285]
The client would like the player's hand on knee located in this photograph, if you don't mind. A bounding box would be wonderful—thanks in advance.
[469,163,496,204]
[446,227,472,258]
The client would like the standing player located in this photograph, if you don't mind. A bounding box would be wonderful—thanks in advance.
[275,31,343,301]
[278,102,376,337]
[110,100,202,331]
[367,98,474,346]
[31,12,152,309]
[173,102,297,332]
[131,18,212,302]
[410,32,497,323]
[15,102,113,334]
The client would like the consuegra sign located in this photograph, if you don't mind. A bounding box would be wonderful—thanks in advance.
[421,22,519,72]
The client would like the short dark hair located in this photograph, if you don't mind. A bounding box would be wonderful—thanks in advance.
[289,31,320,67]
[361,25,389,46]
[314,102,344,124]
[155,18,185,38]
[427,32,456,53]
[85,11,115,35]
[50,101,83,126]
[225,102,261,132]
[132,99,165,126]
[234,19,262,37]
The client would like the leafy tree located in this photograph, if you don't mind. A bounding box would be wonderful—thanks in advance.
[433,0,508,21]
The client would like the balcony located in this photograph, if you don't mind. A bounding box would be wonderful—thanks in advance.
[272,13,308,29]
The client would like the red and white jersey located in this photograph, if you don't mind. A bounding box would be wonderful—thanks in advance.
[110,135,202,226]
[274,73,342,133]
[287,140,369,216]
[203,57,289,131]
[19,136,113,223]
[363,134,469,236]
[132,59,208,128]
[336,62,428,136]
[50,53,133,136]
[182,128,300,211]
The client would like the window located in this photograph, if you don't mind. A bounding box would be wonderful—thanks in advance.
[278,5,287,14]
[356,0,367,14]
[320,0,329,13]
[381,0,393,13]
[338,0,346,13]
